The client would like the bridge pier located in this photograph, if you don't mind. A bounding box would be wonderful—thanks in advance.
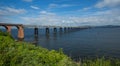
[5,26,12,34]
[64,27,67,32]
[0,24,24,41]
[68,27,71,31]
[34,27,38,37]
[0,23,91,42]
[59,27,62,32]
[17,25,24,41]
[53,27,57,33]
[46,27,49,34]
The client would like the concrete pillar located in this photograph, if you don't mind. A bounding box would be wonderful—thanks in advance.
[71,27,74,31]
[34,27,38,36]
[64,27,67,32]
[5,26,11,34]
[53,27,57,33]
[17,25,24,41]
[59,27,62,32]
[46,27,49,34]
[68,27,70,31]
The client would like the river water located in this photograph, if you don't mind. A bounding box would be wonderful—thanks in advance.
[1,27,120,60]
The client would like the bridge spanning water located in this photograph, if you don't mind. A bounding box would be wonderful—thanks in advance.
[0,23,91,41]
[1,23,120,60]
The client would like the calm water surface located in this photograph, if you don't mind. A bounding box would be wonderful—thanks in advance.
[2,27,120,60]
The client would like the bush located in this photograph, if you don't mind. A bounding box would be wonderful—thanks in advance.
[0,31,14,40]
[0,31,77,66]
[1,31,120,66]
[81,57,120,66]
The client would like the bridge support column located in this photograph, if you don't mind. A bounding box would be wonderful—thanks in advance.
[5,26,12,34]
[53,27,57,33]
[34,27,38,36]
[46,27,49,34]
[17,26,24,41]
[34,28,39,44]
[59,27,62,32]
[68,27,70,31]
[64,27,67,32]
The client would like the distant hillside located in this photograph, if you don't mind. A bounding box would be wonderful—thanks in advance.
[95,25,120,28]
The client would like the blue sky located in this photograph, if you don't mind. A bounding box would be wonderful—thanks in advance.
[0,0,120,26]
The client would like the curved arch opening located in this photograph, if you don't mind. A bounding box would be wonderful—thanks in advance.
[11,26,18,40]
[0,26,6,32]
[0,25,24,41]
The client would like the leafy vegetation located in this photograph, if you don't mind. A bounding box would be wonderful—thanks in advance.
[81,57,120,66]
[0,31,77,66]
[0,30,120,66]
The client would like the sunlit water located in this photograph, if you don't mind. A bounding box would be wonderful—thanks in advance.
[1,27,120,60]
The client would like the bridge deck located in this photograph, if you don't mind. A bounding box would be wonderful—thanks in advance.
[0,23,91,28]
[0,23,23,26]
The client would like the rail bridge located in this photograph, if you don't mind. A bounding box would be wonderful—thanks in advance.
[0,23,24,41]
[0,23,91,41]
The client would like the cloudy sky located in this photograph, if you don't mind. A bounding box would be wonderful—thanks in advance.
[0,0,120,26]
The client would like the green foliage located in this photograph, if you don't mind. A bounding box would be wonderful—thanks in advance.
[81,57,120,66]
[0,31,77,66]
[82,57,110,66]
[1,30,120,66]
[0,31,14,40]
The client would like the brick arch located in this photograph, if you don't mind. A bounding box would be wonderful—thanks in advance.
[16,25,24,41]
[2,25,12,34]
[0,24,24,41]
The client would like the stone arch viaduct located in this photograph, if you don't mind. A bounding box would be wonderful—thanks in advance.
[0,23,24,41]
[0,23,91,41]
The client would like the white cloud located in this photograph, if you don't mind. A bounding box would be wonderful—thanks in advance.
[22,0,33,2]
[5,7,26,14]
[40,11,56,15]
[76,7,92,12]
[95,0,120,8]
[0,16,12,23]
[0,7,26,16]
[30,5,39,9]
[93,8,120,16]
[48,3,76,9]
[82,7,92,11]
[1,1,120,26]
[40,11,47,14]
[20,8,120,26]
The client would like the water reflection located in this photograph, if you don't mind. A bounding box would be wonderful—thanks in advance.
[33,35,39,46]
[46,33,50,39]
[53,33,57,40]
